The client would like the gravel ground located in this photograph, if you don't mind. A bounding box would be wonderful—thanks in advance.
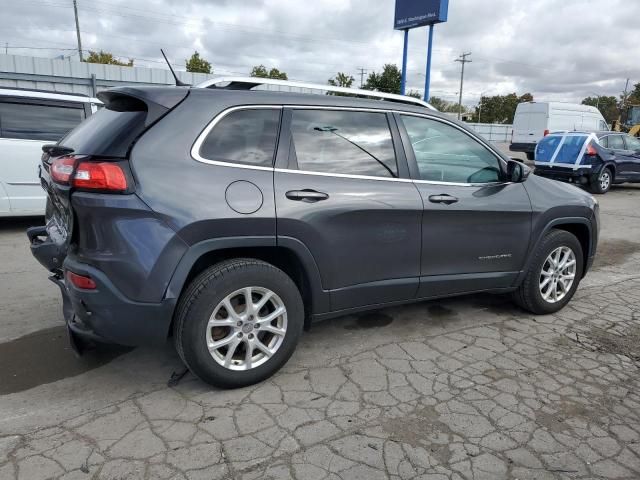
[1,184,639,480]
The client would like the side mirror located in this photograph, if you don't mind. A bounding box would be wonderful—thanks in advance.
[506,159,530,183]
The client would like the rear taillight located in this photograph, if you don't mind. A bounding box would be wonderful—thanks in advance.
[543,129,550,136]
[50,156,77,184]
[73,161,128,192]
[66,271,97,290]
[586,143,598,156]
[50,155,129,192]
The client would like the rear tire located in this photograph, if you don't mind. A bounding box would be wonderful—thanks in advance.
[526,152,535,161]
[589,167,612,194]
[512,230,583,314]
[174,258,304,388]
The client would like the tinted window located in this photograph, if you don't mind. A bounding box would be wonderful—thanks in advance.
[608,135,625,150]
[0,101,85,140]
[60,108,146,157]
[625,135,640,151]
[199,109,280,167]
[290,110,397,178]
[401,115,501,183]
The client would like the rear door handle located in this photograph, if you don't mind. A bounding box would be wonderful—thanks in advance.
[285,189,329,203]
[428,194,458,205]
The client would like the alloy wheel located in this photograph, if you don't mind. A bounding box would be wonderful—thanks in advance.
[539,246,577,303]
[599,171,611,191]
[205,287,287,371]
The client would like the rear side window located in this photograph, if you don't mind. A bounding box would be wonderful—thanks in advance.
[290,110,398,178]
[0,101,85,141]
[199,109,281,167]
[607,135,625,150]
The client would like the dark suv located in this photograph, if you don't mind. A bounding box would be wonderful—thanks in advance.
[534,131,640,194]
[29,79,599,388]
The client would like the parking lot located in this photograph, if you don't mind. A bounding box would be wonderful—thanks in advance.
[1,183,639,479]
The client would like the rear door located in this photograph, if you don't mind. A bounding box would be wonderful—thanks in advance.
[397,113,532,298]
[274,107,423,311]
[623,135,640,178]
[0,97,86,214]
[512,103,547,146]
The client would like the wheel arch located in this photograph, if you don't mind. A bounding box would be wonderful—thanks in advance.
[519,217,594,285]
[165,236,329,334]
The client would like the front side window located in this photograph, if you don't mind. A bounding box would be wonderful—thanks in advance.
[401,115,502,183]
[199,109,281,167]
[0,101,85,141]
[607,135,625,150]
[290,110,398,178]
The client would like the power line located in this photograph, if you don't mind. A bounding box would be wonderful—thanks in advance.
[455,52,472,120]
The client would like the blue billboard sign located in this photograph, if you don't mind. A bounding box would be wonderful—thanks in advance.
[394,0,449,30]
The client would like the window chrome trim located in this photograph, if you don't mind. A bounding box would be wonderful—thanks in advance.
[191,105,283,170]
[191,104,511,187]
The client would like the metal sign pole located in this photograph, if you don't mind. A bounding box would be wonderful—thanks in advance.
[400,29,409,95]
[423,24,434,102]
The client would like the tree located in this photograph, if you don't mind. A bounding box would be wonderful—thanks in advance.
[84,50,133,67]
[185,51,212,74]
[472,92,533,124]
[427,96,450,111]
[250,64,288,80]
[427,96,468,113]
[328,72,354,88]
[406,90,422,99]
[582,96,619,124]
[363,64,402,94]
[623,82,640,105]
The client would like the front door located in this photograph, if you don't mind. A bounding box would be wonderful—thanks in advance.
[274,108,423,311]
[396,113,532,298]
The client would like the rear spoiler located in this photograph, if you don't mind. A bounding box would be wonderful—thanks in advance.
[97,87,189,126]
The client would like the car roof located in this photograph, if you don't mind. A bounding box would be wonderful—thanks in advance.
[0,87,101,104]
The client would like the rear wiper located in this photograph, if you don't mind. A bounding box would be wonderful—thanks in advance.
[42,144,74,157]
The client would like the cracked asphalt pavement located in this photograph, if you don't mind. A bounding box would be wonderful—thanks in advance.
[1,184,640,479]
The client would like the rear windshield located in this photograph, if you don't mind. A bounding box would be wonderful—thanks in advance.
[59,107,146,157]
[535,134,590,164]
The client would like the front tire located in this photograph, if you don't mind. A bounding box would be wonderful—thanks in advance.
[174,259,304,388]
[589,167,612,194]
[526,151,535,161]
[512,230,583,314]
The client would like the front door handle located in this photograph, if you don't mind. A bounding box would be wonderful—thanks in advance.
[428,194,458,205]
[285,189,329,203]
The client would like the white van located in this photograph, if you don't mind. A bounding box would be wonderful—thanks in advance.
[0,88,101,217]
[510,102,608,160]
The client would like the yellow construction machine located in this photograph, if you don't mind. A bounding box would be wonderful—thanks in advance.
[612,104,640,136]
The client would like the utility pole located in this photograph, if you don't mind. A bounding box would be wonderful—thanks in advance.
[357,67,367,88]
[622,78,630,106]
[73,0,83,61]
[455,52,472,120]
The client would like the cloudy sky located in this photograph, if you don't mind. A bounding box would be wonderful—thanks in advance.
[2,0,638,105]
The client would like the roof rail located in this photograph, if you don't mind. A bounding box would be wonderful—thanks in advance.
[194,76,437,111]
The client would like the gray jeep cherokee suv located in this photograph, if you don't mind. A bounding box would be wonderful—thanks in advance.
[29,79,599,388]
